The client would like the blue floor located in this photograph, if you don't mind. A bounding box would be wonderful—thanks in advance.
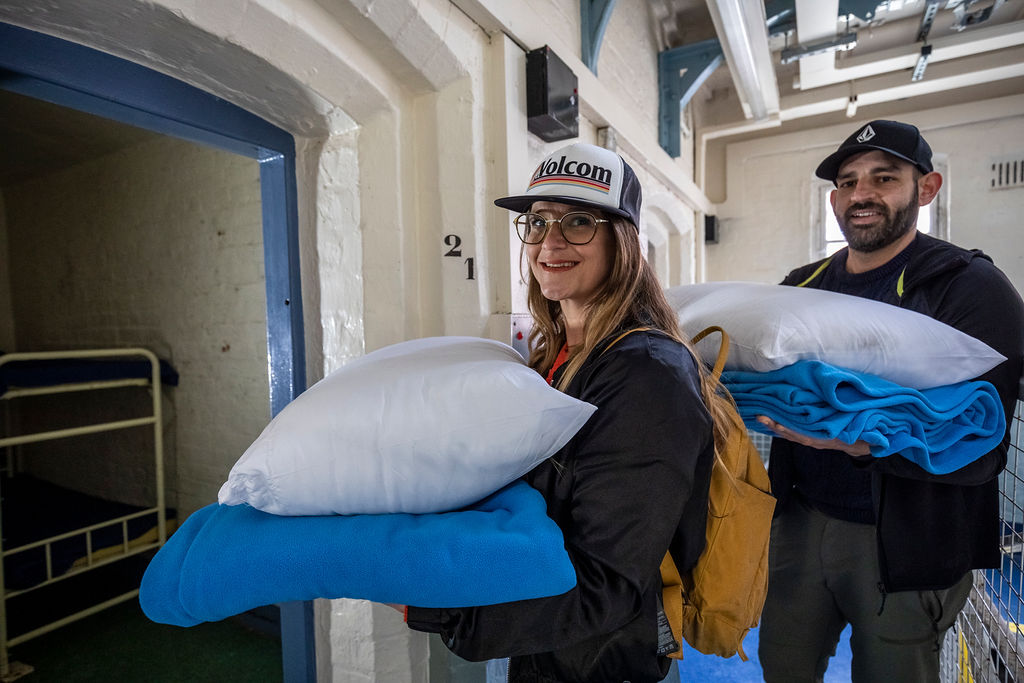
[675,624,852,682]
[485,625,853,682]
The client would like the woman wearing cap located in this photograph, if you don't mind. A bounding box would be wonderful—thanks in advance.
[403,142,729,683]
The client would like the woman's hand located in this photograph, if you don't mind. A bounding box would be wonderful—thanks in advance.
[756,416,871,457]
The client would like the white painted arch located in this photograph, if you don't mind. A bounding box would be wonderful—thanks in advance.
[643,191,696,287]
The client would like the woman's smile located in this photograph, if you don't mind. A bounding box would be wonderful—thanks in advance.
[538,259,579,269]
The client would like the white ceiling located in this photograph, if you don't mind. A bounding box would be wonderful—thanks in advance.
[664,0,1024,143]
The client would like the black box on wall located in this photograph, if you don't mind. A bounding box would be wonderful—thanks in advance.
[526,46,579,142]
[705,215,719,244]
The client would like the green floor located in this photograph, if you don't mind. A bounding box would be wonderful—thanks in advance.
[9,600,282,683]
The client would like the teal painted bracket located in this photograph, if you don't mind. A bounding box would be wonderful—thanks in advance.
[839,0,881,21]
[765,0,796,34]
[581,0,616,74]
[658,39,723,158]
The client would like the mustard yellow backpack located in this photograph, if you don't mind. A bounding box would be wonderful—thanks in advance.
[662,326,775,661]
[602,325,775,661]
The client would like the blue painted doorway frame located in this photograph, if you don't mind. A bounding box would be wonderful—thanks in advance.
[0,22,314,682]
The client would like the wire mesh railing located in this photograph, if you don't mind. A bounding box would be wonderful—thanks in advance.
[942,389,1024,683]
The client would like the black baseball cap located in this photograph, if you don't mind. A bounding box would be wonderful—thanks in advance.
[816,120,934,181]
[495,142,642,231]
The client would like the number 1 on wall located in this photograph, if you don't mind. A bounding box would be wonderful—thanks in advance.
[444,234,475,280]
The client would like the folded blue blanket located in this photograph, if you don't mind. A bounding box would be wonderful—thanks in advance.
[140,481,575,627]
[723,360,1005,475]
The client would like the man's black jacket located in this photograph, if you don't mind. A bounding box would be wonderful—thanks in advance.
[771,232,1024,591]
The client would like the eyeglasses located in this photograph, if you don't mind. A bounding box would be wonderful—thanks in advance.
[513,211,609,245]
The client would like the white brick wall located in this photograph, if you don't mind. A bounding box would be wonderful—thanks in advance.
[328,600,429,683]
[924,114,1024,291]
[597,0,660,140]
[525,0,579,55]
[4,135,269,515]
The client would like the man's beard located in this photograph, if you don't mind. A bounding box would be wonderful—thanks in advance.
[838,193,919,253]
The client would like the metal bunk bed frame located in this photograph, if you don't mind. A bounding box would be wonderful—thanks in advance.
[0,348,167,680]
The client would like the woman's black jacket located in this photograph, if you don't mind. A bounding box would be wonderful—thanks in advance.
[407,329,715,683]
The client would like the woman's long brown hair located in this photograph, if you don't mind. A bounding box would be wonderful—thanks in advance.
[524,217,735,457]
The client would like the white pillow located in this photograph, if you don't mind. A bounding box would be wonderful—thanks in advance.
[665,281,1006,390]
[218,336,596,515]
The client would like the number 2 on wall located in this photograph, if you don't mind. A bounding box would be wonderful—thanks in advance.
[444,234,475,280]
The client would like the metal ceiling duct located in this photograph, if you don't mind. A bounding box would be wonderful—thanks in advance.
[704,0,781,120]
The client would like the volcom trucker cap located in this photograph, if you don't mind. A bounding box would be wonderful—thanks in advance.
[816,120,934,181]
[495,142,642,230]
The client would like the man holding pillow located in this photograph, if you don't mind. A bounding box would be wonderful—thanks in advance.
[757,120,1024,682]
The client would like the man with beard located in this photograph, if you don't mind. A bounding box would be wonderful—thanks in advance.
[756,120,1024,682]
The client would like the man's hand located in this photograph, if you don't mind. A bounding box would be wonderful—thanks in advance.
[757,416,871,457]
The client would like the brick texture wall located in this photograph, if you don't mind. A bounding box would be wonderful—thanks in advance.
[4,135,269,514]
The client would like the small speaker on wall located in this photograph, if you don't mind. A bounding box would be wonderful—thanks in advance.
[705,215,719,244]
[525,46,579,142]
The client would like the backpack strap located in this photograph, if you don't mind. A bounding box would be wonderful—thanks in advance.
[660,551,685,658]
[601,325,731,380]
[690,326,730,380]
[599,327,652,356]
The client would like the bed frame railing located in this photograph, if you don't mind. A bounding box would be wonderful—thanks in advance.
[2,508,164,600]
[0,348,166,680]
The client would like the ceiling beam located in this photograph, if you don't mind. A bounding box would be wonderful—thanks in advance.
[799,18,1024,89]
[793,0,841,92]
[697,43,1024,144]
[781,44,1024,120]
[704,0,780,120]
